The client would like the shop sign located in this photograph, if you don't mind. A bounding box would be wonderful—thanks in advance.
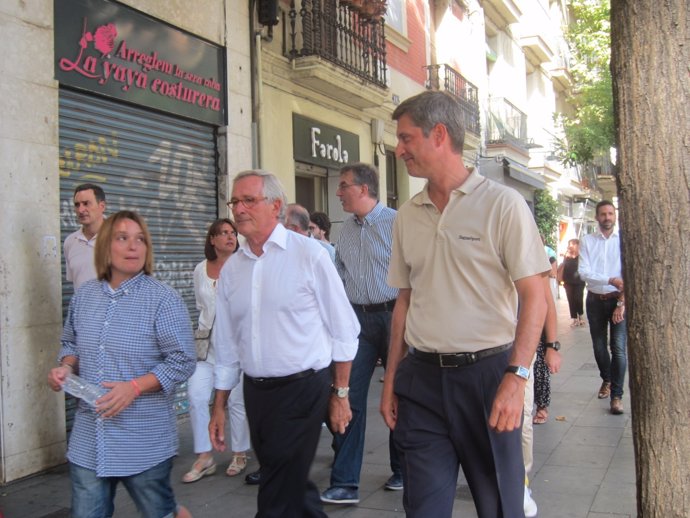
[293,114,359,168]
[54,0,226,125]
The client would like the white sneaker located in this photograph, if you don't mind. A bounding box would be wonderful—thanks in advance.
[524,484,538,517]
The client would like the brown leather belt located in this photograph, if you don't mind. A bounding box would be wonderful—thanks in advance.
[245,368,320,387]
[409,343,512,368]
[589,291,621,300]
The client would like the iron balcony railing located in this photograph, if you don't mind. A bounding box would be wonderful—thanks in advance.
[286,0,388,88]
[487,97,528,147]
[424,64,480,136]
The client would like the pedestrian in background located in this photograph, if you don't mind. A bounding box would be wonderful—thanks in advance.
[321,163,402,506]
[183,218,251,483]
[578,201,627,415]
[558,238,586,326]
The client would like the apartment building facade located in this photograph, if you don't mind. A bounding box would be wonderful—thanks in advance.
[1,0,595,481]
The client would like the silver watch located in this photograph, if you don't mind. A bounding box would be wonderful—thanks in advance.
[331,386,350,398]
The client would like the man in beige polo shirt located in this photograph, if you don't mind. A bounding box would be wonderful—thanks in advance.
[380,91,550,518]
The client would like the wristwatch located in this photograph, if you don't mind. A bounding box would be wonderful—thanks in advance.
[505,365,530,380]
[331,386,350,398]
[544,341,561,351]
[616,299,625,307]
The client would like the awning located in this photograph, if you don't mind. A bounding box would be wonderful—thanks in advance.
[502,158,545,189]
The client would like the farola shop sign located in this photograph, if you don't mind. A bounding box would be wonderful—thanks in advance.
[293,114,360,168]
[54,0,226,125]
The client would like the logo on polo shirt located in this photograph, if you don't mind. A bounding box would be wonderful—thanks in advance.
[458,235,481,242]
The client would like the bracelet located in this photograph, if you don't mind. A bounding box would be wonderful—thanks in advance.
[131,379,142,397]
[59,362,74,371]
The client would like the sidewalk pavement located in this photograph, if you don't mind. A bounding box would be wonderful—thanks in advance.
[0,295,636,518]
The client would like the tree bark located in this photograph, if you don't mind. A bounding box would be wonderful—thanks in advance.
[610,1,690,516]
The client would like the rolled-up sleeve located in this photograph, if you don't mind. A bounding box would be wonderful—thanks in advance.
[213,273,241,390]
[150,292,196,394]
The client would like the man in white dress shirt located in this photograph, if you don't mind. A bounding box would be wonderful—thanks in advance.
[63,183,106,290]
[578,200,627,415]
[209,170,360,518]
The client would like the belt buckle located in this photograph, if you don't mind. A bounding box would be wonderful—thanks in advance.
[439,354,458,368]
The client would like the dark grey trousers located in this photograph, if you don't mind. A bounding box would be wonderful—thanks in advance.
[393,349,525,518]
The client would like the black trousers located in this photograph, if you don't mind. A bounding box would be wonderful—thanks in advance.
[393,349,525,518]
[564,282,585,318]
[243,368,330,518]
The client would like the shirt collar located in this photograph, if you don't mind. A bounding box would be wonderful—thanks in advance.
[238,223,287,258]
[77,228,98,243]
[104,271,145,295]
[413,167,479,206]
[355,201,385,225]
[594,228,619,240]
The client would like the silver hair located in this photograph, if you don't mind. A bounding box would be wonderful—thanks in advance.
[233,169,287,221]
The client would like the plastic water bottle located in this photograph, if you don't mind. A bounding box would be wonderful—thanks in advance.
[62,373,107,407]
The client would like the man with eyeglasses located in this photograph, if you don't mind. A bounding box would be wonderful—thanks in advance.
[320,162,403,505]
[209,170,359,518]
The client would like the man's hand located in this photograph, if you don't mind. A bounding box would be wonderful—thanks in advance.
[380,376,398,430]
[609,277,624,291]
[329,396,352,434]
[612,305,625,324]
[209,405,227,451]
[545,348,562,374]
[488,374,526,432]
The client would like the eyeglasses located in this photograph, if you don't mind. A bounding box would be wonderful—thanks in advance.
[226,196,268,210]
[336,182,360,191]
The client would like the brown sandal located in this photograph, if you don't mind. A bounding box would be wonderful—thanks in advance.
[533,407,549,425]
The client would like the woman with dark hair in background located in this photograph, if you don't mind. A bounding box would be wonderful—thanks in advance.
[558,238,586,326]
[183,218,251,483]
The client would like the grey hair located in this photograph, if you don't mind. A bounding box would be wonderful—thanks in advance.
[233,169,287,221]
[340,162,379,200]
[286,203,310,232]
[392,91,466,153]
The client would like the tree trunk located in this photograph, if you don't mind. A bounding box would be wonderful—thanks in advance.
[610,1,690,517]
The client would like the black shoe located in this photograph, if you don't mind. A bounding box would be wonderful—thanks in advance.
[384,472,403,491]
[245,468,261,485]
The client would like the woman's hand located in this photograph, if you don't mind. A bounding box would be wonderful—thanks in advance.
[97,380,140,418]
[47,365,72,392]
[545,348,562,374]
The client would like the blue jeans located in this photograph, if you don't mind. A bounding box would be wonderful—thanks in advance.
[330,308,401,488]
[70,458,177,518]
[586,294,628,399]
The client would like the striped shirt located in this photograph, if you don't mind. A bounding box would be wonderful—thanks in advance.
[59,273,196,477]
[336,202,398,305]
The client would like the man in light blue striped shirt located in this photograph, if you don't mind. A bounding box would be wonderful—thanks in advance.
[321,163,403,505]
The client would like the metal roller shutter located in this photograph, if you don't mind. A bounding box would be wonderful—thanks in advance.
[59,88,218,427]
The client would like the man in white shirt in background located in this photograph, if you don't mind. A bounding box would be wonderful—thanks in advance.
[63,183,106,290]
[209,170,360,518]
[578,200,627,415]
